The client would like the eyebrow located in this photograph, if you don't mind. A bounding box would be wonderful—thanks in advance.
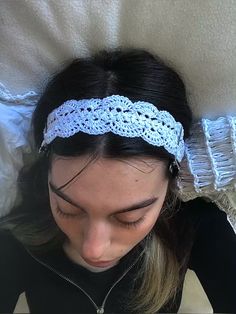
[49,181,158,214]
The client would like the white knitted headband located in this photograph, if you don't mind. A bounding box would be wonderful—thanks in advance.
[39,95,185,162]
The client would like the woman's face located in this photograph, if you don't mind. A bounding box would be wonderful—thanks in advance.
[48,155,169,271]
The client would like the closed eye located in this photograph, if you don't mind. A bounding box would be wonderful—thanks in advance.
[49,182,158,213]
[55,206,146,229]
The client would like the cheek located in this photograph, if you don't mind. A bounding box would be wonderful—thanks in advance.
[51,209,68,231]
[49,192,78,237]
[52,212,84,241]
[118,208,161,247]
[137,209,160,236]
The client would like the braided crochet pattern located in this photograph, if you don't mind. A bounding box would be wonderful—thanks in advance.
[1,83,236,229]
[40,95,185,162]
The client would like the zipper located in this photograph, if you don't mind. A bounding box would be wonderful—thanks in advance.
[25,249,99,312]
[98,252,144,313]
[25,248,144,314]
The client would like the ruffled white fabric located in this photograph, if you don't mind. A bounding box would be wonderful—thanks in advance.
[0,83,37,217]
[0,83,235,231]
[179,117,236,193]
[177,117,236,230]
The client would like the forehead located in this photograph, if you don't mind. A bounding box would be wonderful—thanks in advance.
[49,155,167,197]
[49,157,168,211]
[49,156,166,187]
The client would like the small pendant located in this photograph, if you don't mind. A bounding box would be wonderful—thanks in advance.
[97,308,104,314]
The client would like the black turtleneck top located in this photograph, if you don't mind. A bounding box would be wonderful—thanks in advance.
[0,197,236,313]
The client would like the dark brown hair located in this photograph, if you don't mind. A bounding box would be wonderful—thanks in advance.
[1,47,193,312]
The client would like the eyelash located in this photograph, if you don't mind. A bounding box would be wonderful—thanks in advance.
[55,207,79,218]
[116,216,145,229]
[55,207,145,229]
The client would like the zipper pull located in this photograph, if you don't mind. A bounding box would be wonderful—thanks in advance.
[97,307,104,314]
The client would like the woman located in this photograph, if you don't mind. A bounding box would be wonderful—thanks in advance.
[0,47,235,314]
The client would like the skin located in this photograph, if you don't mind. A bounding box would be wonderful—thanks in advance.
[48,155,169,272]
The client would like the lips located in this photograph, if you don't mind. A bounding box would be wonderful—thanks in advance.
[83,258,117,268]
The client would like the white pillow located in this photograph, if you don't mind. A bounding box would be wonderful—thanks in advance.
[0,0,236,118]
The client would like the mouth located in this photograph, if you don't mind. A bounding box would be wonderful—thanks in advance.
[83,258,118,268]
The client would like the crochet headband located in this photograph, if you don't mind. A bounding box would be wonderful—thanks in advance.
[39,95,185,163]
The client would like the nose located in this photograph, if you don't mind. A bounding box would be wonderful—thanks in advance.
[81,221,111,261]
